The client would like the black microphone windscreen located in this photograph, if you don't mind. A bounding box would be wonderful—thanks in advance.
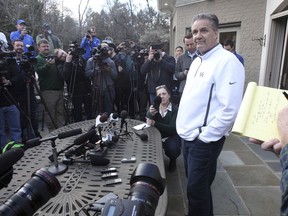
[134,130,148,141]
[112,113,119,119]
[140,133,148,141]
[74,130,96,145]
[0,148,24,177]
[58,128,82,139]
[90,155,110,166]
[153,96,162,110]
[89,133,101,144]
[120,110,128,119]
[25,137,40,149]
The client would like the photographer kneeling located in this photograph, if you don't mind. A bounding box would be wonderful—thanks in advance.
[146,85,181,172]
[54,48,92,122]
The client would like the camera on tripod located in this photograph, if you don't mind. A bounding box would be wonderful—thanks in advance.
[0,51,17,74]
[92,45,109,66]
[84,162,166,216]
[67,41,85,58]
[19,45,37,73]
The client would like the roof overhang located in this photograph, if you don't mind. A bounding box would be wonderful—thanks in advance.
[157,0,175,14]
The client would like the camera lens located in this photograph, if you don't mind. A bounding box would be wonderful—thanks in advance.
[0,168,61,216]
[154,52,160,61]
[128,162,166,215]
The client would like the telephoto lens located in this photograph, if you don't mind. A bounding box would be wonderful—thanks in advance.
[128,162,166,215]
[0,168,61,216]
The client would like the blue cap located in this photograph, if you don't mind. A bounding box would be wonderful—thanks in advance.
[16,19,26,25]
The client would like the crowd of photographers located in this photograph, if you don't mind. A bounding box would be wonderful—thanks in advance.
[0,20,179,152]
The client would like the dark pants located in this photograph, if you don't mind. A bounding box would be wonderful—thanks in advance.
[163,135,181,159]
[182,137,225,216]
[18,91,39,140]
[100,88,115,115]
[72,94,92,122]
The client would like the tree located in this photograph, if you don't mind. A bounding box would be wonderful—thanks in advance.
[0,0,170,52]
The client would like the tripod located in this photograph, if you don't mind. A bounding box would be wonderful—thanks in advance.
[91,60,114,116]
[26,73,58,129]
[119,119,133,141]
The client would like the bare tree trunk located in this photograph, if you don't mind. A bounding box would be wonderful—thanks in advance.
[78,0,90,39]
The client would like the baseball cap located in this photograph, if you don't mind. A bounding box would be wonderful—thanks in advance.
[16,19,26,25]
[108,43,116,51]
[42,23,51,30]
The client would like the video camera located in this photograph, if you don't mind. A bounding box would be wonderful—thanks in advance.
[82,162,166,216]
[151,44,162,61]
[0,51,17,72]
[0,168,61,216]
[92,45,109,66]
[131,47,149,60]
[19,45,37,73]
[67,41,85,58]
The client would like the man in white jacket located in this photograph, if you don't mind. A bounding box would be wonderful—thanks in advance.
[176,13,245,216]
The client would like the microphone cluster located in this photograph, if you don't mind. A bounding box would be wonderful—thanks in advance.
[95,112,120,144]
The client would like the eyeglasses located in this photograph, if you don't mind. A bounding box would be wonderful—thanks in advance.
[156,85,166,90]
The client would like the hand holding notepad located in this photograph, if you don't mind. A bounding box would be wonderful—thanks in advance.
[232,82,288,141]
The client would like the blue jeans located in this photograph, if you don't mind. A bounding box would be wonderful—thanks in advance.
[163,135,181,159]
[0,105,22,150]
[182,137,225,216]
[100,88,115,115]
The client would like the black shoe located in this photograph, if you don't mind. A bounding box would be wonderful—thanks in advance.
[168,158,176,172]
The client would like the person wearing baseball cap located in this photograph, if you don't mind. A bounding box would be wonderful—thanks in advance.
[10,19,35,54]
[36,23,63,54]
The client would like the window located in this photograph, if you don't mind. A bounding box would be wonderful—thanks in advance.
[219,24,241,52]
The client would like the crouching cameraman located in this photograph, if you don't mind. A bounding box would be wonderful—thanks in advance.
[54,48,92,122]
[85,43,117,115]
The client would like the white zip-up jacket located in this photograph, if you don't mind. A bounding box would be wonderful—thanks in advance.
[176,44,245,143]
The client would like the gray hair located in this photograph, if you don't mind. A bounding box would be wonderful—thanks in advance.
[192,13,219,31]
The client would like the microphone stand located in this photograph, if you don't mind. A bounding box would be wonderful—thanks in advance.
[48,138,68,175]
[119,119,133,141]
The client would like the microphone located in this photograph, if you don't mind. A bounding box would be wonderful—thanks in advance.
[74,130,97,146]
[63,155,110,166]
[95,113,109,128]
[109,113,119,122]
[120,110,128,132]
[0,148,24,189]
[48,129,99,162]
[153,96,162,111]
[134,130,148,141]
[26,128,82,149]
[0,148,24,177]
[90,154,110,166]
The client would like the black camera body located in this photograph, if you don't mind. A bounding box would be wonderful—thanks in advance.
[102,198,146,216]
[20,46,37,72]
[86,162,166,216]
[92,45,109,66]
[0,51,17,72]
[150,44,162,61]
[68,42,85,58]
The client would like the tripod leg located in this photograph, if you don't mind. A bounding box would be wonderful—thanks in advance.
[31,77,58,129]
